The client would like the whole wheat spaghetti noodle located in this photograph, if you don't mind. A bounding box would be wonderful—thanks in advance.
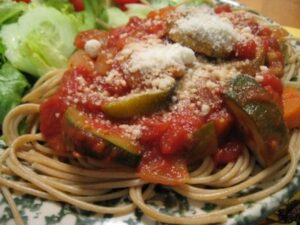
[1,63,300,224]
[1,4,300,225]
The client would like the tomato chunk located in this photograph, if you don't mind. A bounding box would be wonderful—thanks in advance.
[40,96,68,154]
[258,27,272,37]
[161,128,189,155]
[40,96,66,138]
[263,37,280,51]
[69,0,84,11]
[160,113,204,154]
[214,4,232,14]
[140,118,170,144]
[247,20,259,35]
[235,40,257,60]
[16,0,31,2]
[213,140,244,166]
[261,72,283,95]
[138,148,189,186]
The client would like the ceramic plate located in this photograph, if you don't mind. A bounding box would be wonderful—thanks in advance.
[1,136,300,225]
[1,1,300,225]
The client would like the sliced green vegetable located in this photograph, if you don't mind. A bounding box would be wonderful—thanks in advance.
[224,75,289,167]
[187,122,218,164]
[0,63,29,124]
[0,6,78,77]
[102,88,174,118]
[65,107,141,167]
[0,1,27,26]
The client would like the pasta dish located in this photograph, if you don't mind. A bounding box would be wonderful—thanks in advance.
[1,2,300,225]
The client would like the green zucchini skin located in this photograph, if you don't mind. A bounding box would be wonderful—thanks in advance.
[187,122,218,164]
[102,86,174,118]
[64,107,141,167]
[224,75,289,167]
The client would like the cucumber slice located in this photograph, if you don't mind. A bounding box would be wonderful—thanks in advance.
[224,75,289,167]
[65,107,141,167]
[102,87,173,118]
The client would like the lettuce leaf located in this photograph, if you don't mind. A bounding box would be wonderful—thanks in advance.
[106,7,129,28]
[0,38,6,67]
[42,0,98,31]
[0,63,29,124]
[126,4,153,19]
[98,0,212,28]
[148,0,170,8]
[42,0,74,12]
[98,0,170,28]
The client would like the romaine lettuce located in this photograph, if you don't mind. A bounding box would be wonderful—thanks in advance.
[106,7,129,28]
[42,0,98,32]
[0,38,6,67]
[148,0,170,8]
[126,4,153,19]
[98,0,211,28]
[0,63,29,124]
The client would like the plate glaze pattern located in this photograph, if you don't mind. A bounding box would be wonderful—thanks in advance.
[1,158,300,225]
[1,1,300,225]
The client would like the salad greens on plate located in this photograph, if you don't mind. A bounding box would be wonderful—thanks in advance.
[1,1,300,225]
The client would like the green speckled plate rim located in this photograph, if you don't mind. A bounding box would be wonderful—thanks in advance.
[1,144,300,225]
[1,1,300,224]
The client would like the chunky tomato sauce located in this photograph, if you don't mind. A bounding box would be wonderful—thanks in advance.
[40,5,286,185]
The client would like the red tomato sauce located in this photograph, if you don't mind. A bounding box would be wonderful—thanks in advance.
[40,5,286,186]
[213,140,245,166]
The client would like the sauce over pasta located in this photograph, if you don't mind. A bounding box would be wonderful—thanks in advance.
[40,4,288,186]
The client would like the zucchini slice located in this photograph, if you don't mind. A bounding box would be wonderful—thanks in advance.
[102,87,173,118]
[224,75,289,167]
[187,122,218,164]
[64,107,141,167]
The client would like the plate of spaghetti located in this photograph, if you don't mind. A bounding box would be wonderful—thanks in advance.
[1,0,300,225]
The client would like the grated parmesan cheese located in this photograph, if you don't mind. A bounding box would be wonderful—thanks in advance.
[105,69,127,86]
[151,76,175,91]
[118,39,196,76]
[192,62,238,84]
[255,75,264,82]
[119,124,144,141]
[201,104,210,115]
[170,7,239,53]
[260,65,268,72]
